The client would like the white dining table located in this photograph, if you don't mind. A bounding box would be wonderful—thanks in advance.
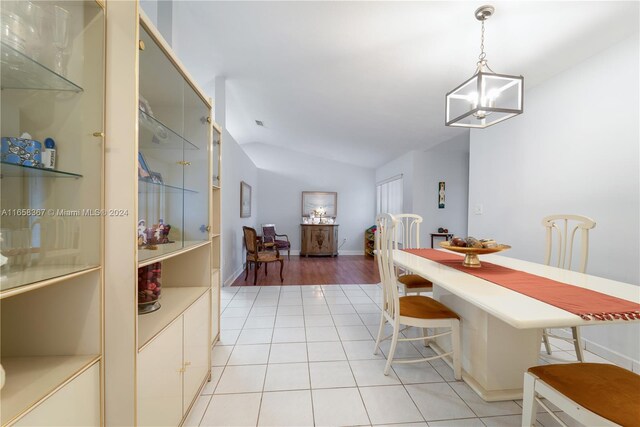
[393,249,640,401]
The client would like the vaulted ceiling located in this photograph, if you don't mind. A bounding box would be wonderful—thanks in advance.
[170,1,638,167]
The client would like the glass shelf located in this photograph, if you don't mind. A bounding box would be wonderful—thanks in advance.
[0,41,84,92]
[139,109,198,151]
[0,162,83,178]
[138,179,197,194]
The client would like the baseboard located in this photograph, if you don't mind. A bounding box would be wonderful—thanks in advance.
[339,250,366,255]
[223,266,245,287]
[287,250,364,256]
[552,328,639,371]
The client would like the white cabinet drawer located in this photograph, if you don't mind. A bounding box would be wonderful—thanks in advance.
[14,362,100,427]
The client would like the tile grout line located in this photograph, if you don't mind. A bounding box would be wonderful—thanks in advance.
[199,289,242,426]
[254,286,282,427]
[301,286,317,427]
[330,284,374,427]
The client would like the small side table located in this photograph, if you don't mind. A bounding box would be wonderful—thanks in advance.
[430,233,454,248]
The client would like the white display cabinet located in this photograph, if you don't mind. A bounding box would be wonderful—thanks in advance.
[0,1,104,425]
[103,4,219,425]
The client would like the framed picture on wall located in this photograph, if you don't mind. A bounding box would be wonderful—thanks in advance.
[302,191,337,217]
[240,181,252,218]
[438,181,445,209]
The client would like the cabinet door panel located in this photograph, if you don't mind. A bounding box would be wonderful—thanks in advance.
[138,319,183,427]
[183,292,210,410]
[14,363,100,427]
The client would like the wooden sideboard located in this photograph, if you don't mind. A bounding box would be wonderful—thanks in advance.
[300,224,339,257]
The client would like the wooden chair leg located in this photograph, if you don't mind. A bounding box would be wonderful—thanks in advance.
[542,329,552,355]
[279,260,284,282]
[572,327,584,362]
[384,323,400,376]
[265,262,268,276]
[244,262,249,280]
[373,313,385,355]
[253,261,258,285]
[287,249,290,260]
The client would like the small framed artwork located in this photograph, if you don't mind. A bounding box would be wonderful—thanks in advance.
[438,181,445,209]
[240,181,252,218]
[302,191,338,217]
[150,172,163,184]
[138,152,151,180]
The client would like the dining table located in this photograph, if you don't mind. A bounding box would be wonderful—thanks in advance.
[393,249,640,402]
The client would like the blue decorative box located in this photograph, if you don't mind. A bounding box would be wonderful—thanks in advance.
[1,137,43,167]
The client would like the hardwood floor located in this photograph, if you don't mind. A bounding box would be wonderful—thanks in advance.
[231,255,380,286]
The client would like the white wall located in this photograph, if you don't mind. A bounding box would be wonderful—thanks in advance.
[211,78,260,286]
[243,143,376,255]
[413,134,469,240]
[220,133,259,285]
[375,135,470,242]
[468,35,640,367]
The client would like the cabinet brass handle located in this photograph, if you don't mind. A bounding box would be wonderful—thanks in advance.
[139,40,145,51]
[206,226,212,232]
[184,361,192,366]
[206,117,212,124]
[177,367,185,373]
[177,161,192,166]
[93,132,104,137]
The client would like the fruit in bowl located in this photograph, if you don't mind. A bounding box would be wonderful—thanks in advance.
[450,236,499,248]
[440,238,511,268]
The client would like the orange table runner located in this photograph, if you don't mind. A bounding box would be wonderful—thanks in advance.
[403,249,640,321]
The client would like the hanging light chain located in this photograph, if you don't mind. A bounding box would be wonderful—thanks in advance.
[476,18,495,74]
[479,20,486,62]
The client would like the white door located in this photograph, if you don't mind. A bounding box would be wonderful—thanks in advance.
[138,319,183,427]
[183,292,210,411]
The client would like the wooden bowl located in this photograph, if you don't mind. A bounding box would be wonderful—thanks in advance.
[439,241,511,268]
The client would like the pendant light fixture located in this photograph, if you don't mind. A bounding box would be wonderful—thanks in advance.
[445,5,524,129]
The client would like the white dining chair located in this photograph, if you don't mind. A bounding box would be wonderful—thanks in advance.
[541,214,596,362]
[373,213,461,378]
[393,214,433,295]
[522,363,640,427]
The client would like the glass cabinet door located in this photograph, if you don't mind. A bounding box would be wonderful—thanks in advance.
[138,24,185,261]
[0,0,104,292]
[182,80,210,247]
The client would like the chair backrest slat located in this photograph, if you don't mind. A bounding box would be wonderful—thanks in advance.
[393,214,422,250]
[376,213,400,320]
[542,214,596,273]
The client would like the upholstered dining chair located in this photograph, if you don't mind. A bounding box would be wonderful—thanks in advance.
[373,213,461,378]
[541,214,596,362]
[243,226,284,285]
[393,214,433,295]
[522,363,640,427]
[261,224,291,260]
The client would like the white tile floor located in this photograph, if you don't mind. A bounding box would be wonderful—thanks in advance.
[186,284,615,427]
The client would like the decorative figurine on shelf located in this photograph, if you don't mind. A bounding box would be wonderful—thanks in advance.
[138,220,147,247]
[138,219,173,247]
[438,227,449,233]
[42,137,56,169]
[1,133,43,167]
